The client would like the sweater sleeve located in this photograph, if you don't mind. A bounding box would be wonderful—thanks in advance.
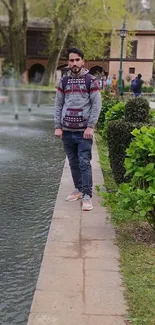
[54,78,64,129]
[87,78,102,128]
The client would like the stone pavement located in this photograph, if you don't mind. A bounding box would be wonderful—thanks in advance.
[27,140,127,325]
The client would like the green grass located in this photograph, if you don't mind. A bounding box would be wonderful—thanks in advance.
[95,132,117,192]
[96,133,155,325]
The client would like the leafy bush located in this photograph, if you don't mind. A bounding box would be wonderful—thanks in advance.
[116,126,155,229]
[149,109,155,122]
[103,102,125,138]
[125,97,150,123]
[97,87,119,130]
[142,86,154,93]
[124,85,154,93]
[107,120,143,184]
[124,85,130,92]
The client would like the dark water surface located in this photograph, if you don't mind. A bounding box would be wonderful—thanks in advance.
[0,105,65,324]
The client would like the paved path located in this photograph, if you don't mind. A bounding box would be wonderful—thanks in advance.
[27,140,127,325]
[150,101,155,109]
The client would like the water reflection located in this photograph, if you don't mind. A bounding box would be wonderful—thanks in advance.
[0,105,65,324]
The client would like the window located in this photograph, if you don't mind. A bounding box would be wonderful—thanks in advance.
[129,67,135,74]
[126,40,138,59]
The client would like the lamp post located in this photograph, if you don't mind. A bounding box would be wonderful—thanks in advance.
[118,19,127,96]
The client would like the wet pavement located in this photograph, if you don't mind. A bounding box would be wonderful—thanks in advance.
[0,104,65,324]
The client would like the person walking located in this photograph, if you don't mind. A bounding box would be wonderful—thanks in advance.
[106,75,112,87]
[54,47,102,211]
[131,73,144,97]
[112,74,118,95]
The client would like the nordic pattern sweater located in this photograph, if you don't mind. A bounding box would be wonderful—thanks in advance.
[54,69,102,131]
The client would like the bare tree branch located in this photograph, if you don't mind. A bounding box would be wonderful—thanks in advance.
[0,22,8,45]
[22,0,28,31]
[0,0,12,12]
[101,0,115,31]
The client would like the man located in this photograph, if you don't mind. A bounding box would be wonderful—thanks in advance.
[54,47,102,211]
[131,73,144,97]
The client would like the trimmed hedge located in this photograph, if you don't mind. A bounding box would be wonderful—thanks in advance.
[125,97,150,123]
[124,85,154,93]
[107,120,144,184]
[97,88,119,130]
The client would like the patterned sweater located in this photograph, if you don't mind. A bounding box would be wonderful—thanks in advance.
[54,69,102,131]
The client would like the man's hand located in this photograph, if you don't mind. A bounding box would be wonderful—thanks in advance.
[55,128,63,139]
[83,127,94,139]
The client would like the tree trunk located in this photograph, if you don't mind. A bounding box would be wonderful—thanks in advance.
[42,49,61,86]
[42,22,72,86]
[1,0,28,78]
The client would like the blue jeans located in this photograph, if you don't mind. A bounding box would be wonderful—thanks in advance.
[62,131,93,197]
[133,92,141,97]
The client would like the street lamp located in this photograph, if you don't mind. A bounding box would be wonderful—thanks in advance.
[118,19,127,96]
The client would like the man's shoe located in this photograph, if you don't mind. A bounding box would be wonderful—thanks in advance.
[82,194,93,211]
[66,189,82,202]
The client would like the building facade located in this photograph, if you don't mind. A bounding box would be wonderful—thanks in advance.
[0,19,155,83]
[109,20,155,83]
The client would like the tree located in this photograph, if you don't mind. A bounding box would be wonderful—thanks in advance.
[127,0,155,25]
[30,0,131,85]
[0,0,28,77]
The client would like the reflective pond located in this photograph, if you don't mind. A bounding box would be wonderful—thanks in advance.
[0,104,65,324]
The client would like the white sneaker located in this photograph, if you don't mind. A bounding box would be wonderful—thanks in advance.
[82,194,93,211]
[66,189,82,202]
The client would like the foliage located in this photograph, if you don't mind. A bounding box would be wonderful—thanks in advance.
[114,126,155,229]
[124,85,130,92]
[0,0,28,76]
[107,119,144,184]
[149,109,155,122]
[125,97,150,122]
[142,86,154,93]
[96,132,155,325]
[95,133,117,192]
[103,101,125,138]
[97,87,119,130]
[30,0,133,84]
[102,97,150,184]
[124,85,154,93]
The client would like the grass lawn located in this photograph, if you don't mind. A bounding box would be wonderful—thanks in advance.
[96,133,155,325]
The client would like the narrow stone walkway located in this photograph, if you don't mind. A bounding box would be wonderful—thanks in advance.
[27,140,127,325]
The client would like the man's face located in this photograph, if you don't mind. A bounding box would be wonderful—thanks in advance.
[68,53,84,74]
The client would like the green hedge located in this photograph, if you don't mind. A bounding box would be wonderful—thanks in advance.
[124,85,154,93]
[103,102,125,138]
[124,85,130,92]
[107,120,144,184]
[125,97,150,123]
[107,97,151,184]
[97,88,119,130]
[142,86,154,93]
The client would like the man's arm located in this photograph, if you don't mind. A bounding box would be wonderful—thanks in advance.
[54,78,64,129]
[83,78,102,139]
[87,78,102,129]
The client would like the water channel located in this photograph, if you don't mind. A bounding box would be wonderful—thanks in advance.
[0,104,65,324]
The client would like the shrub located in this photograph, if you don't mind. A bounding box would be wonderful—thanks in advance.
[124,85,130,92]
[125,97,150,123]
[97,88,119,130]
[149,109,155,122]
[116,126,155,229]
[107,120,143,184]
[124,85,154,93]
[103,102,125,138]
[142,86,154,93]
